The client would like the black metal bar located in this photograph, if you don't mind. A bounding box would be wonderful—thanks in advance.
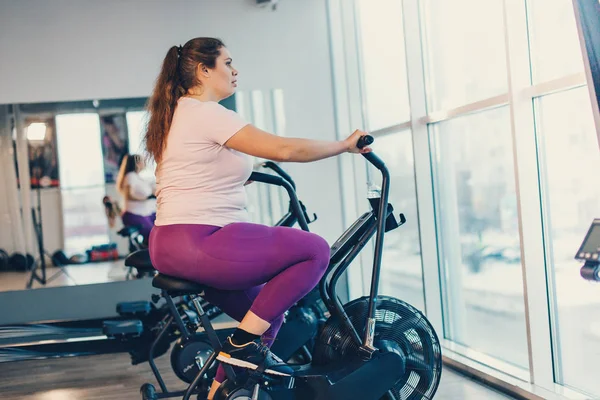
[35,185,46,283]
[149,314,174,393]
[318,261,334,314]
[322,212,377,300]
[300,345,312,363]
[163,291,190,340]
[326,223,378,347]
[329,212,375,265]
[27,193,47,288]
[182,351,219,400]
[361,152,391,347]
[320,265,357,343]
[274,211,296,227]
[249,172,309,231]
[328,223,377,300]
[261,161,296,189]
[191,295,237,382]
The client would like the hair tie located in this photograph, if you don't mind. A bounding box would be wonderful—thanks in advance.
[177,45,182,57]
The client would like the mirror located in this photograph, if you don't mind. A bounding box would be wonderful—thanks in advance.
[0,90,287,292]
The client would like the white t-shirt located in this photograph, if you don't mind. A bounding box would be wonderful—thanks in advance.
[154,97,252,227]
[123,171,156,216]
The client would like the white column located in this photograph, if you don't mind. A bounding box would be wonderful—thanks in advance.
[503,0,555,388]
[402,0,444,334]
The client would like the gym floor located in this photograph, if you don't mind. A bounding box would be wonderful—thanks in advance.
[0,353,517,400]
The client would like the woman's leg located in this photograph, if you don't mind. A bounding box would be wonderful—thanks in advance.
[202,286,285,349]
[199,223,330,375]
[189,223,330,322]
[150,223,330,375]
[202,286,284,399]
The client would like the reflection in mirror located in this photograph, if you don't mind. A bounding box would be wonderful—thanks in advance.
[0,90,286,293]
[0,97,152,292]
[56,113,108,255]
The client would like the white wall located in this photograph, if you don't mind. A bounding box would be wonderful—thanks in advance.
[0,0,351,326]
[30,187,63,255]
[0,0,347,248]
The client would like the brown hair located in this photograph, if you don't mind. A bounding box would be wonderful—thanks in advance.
[144,37,225,163]
[116,153,141,194]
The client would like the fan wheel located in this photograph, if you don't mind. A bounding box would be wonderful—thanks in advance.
[312,296,442,400]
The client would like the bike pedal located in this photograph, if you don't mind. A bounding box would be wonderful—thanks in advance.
[247,370,291,387]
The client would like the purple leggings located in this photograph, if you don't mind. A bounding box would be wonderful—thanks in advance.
[122,212,156,244]
[148,222,330,383]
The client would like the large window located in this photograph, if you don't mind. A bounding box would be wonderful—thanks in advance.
[356,0,410,130]
[527,0,585,83]
[125,110,147,156]
[536,87,600,396]
[55,113,109,255]
[431,107,528,369]
[126,110,154,179]
[371,132,424,311]
[236,90,287,226]
[331,0,598,396]
[422,0,508,110]
[354,0,422,309]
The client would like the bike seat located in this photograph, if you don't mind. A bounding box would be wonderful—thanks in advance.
[125,249,154,271]
[152,273,206,296]
[118,226,140,237]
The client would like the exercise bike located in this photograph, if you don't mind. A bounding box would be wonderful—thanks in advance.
[136,135,442,400]
[130,160,319,399]
[108,162,318,395]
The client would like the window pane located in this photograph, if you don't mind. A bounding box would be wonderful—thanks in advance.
[527,0,585,83]
[55,113,104,188]
[243,90,287,226]
[422,0,508,110]
[235,91,250,122]
[356,0,410,130]
[126,110,148,155]
[536,87,600,396]
[272,89,287,136]
[126,110,154,180]
[61,187,110,256]
[371,132,424,311]
[431,107,529,369]
[251,90,267,130]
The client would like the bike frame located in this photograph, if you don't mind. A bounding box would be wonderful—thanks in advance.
[250,150,396,357]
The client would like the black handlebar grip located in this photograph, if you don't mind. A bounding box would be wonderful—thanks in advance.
[357,135,374,149]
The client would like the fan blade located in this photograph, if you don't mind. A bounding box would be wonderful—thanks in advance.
[407,358,435,380]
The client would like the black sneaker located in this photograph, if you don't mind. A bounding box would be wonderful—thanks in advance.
[216,336,293,377]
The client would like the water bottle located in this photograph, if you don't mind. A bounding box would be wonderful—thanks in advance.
[367,182,382,212]
[367,183,381,200]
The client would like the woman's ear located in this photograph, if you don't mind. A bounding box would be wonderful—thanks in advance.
[197,63,210,78]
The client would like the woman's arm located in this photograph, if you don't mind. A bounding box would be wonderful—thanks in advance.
[224,125,371,163]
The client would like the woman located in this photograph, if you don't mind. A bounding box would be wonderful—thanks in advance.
[145,37,371,399]
[115,153,156,245]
